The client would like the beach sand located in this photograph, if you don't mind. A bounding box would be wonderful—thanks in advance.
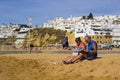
[0,53,120,80]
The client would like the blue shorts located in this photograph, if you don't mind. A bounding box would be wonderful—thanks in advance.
[80,52,97,60]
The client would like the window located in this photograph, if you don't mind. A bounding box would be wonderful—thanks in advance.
[100,32,103,35]
[95,32,98,34]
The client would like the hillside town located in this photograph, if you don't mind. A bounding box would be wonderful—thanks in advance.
[0,13,120,48]
[43,13,120,46]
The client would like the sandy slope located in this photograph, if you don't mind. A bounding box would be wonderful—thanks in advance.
[0,53,120,80]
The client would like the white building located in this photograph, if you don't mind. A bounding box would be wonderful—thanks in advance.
[112,25,120,45]
[15,25,33,47]
[0,26,13,38]
[74,21,113,38]
[43,17,78,31]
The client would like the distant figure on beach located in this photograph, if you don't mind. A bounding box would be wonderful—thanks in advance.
[30,44,34,53]
[102,42,111,50]
[61,37,86,64]
[69,36,98,63]
[61,36,69,50]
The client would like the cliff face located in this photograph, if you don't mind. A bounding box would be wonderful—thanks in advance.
[23,28,68,47]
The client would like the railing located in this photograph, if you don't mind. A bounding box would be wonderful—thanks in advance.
[0,44,120,54]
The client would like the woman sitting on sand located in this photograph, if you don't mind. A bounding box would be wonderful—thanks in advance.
[61,37,86,64]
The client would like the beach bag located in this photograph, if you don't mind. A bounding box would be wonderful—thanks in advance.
[72,48,84,56]
[72,52,79,56]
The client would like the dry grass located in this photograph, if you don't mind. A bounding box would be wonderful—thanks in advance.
[0,53,120,80]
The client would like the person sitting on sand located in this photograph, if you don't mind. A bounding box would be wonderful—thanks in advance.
[61,37,86,64]
[69,36,98,63]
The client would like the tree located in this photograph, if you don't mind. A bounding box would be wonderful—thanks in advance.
[49,34,57,44]
[42,33,50,46]
[88,13,93,19]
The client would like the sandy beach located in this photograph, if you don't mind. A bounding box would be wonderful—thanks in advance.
[0,53,120,80]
